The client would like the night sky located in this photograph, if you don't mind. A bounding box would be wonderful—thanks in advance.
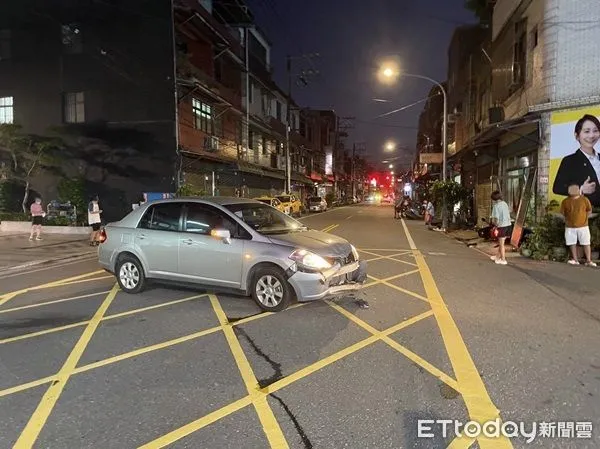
[246,0,477,169]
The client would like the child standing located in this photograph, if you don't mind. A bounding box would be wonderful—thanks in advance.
[29,197,45,241]
[560,184,596,267]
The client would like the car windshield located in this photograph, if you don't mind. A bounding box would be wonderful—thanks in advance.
[277,195,291,203]
[224,203,306,235]
[309,197,322,203]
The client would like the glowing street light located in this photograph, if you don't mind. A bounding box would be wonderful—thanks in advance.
[388,164,393,169]
[384,141,396,152]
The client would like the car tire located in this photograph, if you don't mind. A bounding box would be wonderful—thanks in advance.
[116,254,146,294]
[251,266,292,312]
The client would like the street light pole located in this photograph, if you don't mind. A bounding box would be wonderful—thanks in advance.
[401,73,448,229]
[285,55,292,194]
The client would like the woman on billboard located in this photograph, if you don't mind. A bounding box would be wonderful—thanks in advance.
[552,114,600,207]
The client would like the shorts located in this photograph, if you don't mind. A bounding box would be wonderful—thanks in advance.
[565,226,590,246]
[91,223,101,231]
[32,216,43,226]
[495,225,512,238]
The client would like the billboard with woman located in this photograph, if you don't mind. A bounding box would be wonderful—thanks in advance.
[550,106,600,208]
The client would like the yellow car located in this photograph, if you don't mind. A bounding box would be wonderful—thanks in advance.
[275,194,302,217]
[254,197,289,214]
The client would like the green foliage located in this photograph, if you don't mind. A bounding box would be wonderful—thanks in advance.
[0,124,65,212]
[176,183,205,197]
[0,211,29,222]
[429,180,471,222]
[464,0,491,20]
[520,214,566,260]
[325,193,335,207]
[57,177,87,221]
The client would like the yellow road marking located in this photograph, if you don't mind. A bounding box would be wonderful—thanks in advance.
[0,294,208,345]
[0,270,105,307]
[0,302,309,399]
[360,249,418,267]
[138,396,254,449]
[0,291,110,315]
[367,275,429,302]
[261,310,434,395]
[400,219,513,449]
[0,376,56,399]
[357,248,412,252]
[142,311,433,447]
[320,224,339,233]
[13,284,119,449]
[0,322,88,345]
[209,295,289,449]
[57,275,114,286]
[447,435,477,448]
[327,302,459,391]
[363,251,412,262]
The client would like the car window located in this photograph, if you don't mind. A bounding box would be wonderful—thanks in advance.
[184,203,238,236]
[139,203,182,231]
[278,196,291,203]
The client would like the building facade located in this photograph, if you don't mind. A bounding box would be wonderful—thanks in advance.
[0,0,352,219]
[447,0,600,224]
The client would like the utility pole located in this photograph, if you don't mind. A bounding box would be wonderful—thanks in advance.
[285,53,320,194]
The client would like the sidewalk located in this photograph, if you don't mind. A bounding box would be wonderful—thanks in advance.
[0,232,97,272]
[444,228,600,321]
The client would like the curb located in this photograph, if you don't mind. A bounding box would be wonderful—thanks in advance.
[0,252,97,274]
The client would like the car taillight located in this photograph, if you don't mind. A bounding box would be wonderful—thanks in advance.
[98,228,107,243]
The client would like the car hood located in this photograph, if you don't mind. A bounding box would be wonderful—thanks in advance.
[267,229,352,257]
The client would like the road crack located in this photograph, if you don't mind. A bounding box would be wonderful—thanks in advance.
[271,393,313,449]
[232,327,283,388]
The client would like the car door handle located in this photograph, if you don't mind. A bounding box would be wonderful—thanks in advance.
[181,238,194,245]
[138,234,146,240]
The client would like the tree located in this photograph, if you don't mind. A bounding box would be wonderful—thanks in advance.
[464,0,493,20]
[0,124,63,213]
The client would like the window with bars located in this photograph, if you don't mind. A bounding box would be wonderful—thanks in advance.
[63,92,85,123]
[0,96,14,124]
[192,98,212,133]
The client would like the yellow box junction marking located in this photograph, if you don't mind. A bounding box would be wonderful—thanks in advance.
[208,295,289,449]
[13,284,119,449]
[400,219,513,449]
[0,270,106,307]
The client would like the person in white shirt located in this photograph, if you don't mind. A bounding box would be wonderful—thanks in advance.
[88,195,103,246]
[490,190,512,265]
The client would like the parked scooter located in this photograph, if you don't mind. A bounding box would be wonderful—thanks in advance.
[477,218,533,246]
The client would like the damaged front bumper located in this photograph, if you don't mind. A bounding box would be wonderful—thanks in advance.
[287,260,368,302]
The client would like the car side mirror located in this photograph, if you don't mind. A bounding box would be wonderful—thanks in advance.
[211,228,231,244]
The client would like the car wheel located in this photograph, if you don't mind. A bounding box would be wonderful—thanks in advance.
[116,255,146,294]
[251,267,292,312]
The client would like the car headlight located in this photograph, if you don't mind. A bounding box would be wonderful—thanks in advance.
[350,244,359,261]
[289,249,332,270]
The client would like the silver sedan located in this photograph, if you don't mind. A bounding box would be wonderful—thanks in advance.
[97,197,367,311]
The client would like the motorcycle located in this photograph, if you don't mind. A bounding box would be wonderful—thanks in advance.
[477,218,533,246]
[394,200,410,219]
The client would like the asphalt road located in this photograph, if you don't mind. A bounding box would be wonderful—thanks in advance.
[0,204,598,449]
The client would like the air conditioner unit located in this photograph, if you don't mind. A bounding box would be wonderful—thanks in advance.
[204,135,219,152]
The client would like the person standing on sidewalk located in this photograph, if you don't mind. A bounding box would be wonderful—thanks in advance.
[560,184,596,267]
[29,197,45,241]
[88,195,102,246]
[490,191,511,265]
